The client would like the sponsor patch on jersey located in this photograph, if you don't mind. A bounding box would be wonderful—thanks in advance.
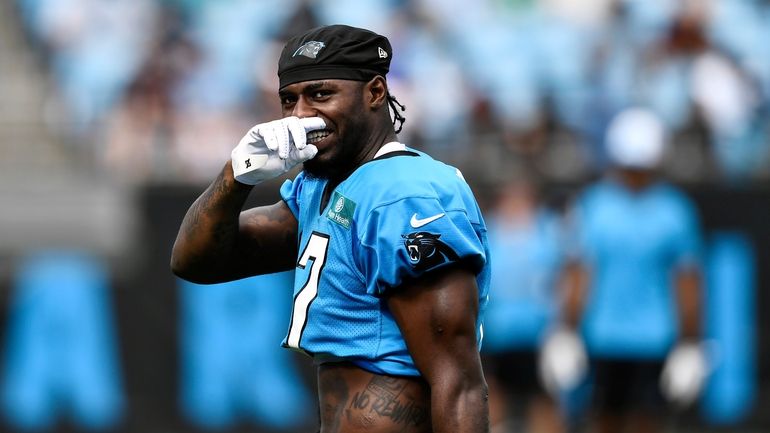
[326,191,356,229]
[402,231,459,271]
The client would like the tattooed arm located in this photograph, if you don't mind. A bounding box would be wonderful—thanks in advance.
[170,162,298,284]
[388,265,490,433]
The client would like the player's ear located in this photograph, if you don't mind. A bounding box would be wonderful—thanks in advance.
[365,76,388,110]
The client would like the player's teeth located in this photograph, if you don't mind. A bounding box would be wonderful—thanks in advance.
[307,131,330,143]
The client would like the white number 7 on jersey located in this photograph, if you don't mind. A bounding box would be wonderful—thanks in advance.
[286,232,330,349]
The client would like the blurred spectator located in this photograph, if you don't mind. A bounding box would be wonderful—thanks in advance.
[481,173,566,433]
[690,51,767,182]
[100,22,198,183]
[397,22,473,150]
[32,0,159,135]
[12,0,770,185]
[557,108,707,433]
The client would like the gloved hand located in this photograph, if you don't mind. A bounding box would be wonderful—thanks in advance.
[538,326,588,396]
[660,341,708,407]
[231,116,326,185]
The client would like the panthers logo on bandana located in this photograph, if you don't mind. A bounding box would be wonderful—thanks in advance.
[293,41,326,59]
[402,232,459,271]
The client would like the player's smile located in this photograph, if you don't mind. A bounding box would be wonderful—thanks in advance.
[306,128,333,147]
[305,127,337,165]
[280,78,373,180]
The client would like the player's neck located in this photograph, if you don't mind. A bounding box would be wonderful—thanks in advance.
[363,127,398,162]
[614,169,656,192]
[334,128,397,181]
[320,131,398,209]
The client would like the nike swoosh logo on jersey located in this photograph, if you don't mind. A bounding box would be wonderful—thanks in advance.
[410,212,445,228]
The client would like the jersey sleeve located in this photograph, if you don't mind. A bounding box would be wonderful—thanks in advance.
[279,172,306,218]
[357,196,487,296]
[670,195,703,268]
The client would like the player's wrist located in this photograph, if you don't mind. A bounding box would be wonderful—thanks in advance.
[225,160,258,190]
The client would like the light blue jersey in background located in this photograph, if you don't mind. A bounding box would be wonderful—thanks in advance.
[571,179,702,359]
[483,210,564,352]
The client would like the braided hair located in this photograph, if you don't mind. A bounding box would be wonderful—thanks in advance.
[387,93,406,134]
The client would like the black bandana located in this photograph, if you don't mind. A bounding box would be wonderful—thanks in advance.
[277,24,392,89]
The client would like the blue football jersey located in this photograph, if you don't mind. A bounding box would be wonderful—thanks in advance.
[570,179,702,358]
[279,143,490,376]
[483,209,564,352]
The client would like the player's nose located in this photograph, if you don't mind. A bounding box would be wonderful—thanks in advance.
[291,96,316,118]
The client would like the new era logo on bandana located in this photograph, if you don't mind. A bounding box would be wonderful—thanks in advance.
[378,47,388,59]
[293,41,326,59]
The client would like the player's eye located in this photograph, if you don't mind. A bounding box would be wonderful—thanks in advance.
[312,90,331,99]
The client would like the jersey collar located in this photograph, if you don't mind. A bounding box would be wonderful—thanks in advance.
[374,142,407,159]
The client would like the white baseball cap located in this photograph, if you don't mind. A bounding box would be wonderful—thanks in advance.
[605,107,666,169]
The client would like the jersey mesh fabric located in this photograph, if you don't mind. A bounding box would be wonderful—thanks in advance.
[279,147,490,376]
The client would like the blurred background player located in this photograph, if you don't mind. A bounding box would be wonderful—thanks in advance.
[482,172,566,433]
[555,107,708,433]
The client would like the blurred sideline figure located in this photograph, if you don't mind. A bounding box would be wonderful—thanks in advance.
[543,107,708,433]
[482,174,566,433]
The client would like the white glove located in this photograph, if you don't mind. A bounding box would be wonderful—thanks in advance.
[538,327,588,396]
[660,341,708,407]
[231,116,325,185]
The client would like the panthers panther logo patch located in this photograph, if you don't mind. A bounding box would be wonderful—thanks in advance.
[293,41,326,59]
[402,232,459,271]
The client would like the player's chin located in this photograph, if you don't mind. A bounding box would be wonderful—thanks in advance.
[303,134,335,171]
[302,153,333,178]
